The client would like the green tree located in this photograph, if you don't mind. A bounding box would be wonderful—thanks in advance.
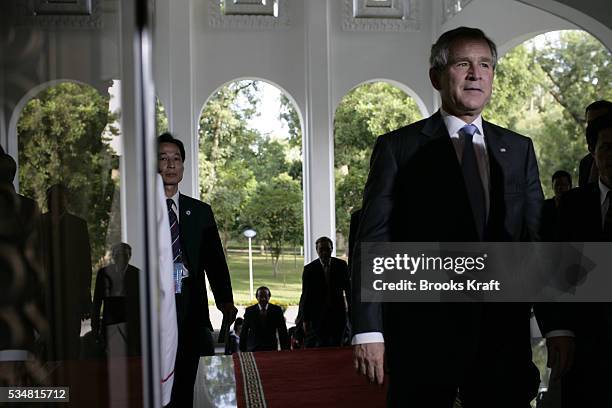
[334,82,422,245]
[18,81,118,266]
[486,30,612,197]
[199,80,259,197]
[205,160,257,254]
[156,98,169,134]
[244,173,303,278]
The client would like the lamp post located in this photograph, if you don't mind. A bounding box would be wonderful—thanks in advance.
[243,228,257,299]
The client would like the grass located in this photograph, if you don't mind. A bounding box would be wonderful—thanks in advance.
[221,251,304,305]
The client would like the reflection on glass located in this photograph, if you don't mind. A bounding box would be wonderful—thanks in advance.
[195,355,237,408]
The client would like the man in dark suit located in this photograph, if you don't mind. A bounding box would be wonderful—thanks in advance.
[158,133,237,407]
[578,100,612,187]
[540,170,572,241]
[240,287,289,352]
[0,152,40,234]
[551,113,612,407]
[351,27,572,407]
[347,208,362,271]
[301,236,350,347]
[40,183,92,362]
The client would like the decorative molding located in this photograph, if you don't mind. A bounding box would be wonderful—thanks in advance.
[224,0,274,16]
[208,0,290,30]
[442,0,473,23]
[343,0,421,32]
[17,0,102,29]
[33,0,92,15]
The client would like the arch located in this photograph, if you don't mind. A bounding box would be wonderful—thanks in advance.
[197,77,307,300]
[7,78,110,190]
[515,0,612,52]
[333,80,426,254]
[334,78,430,120]
[197,76,305,155]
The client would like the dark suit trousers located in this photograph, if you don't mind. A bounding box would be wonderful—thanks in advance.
[388,378,533,408]
[169,278,215,408]
[560,334,612,408]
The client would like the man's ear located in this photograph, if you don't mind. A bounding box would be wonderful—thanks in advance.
[429,67,441,90]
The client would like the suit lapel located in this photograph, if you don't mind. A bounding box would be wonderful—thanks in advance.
[586,183,604,237]
[178,194,196,270]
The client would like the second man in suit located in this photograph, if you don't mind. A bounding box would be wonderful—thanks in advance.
[301,236,350,347]
[158,133,237,407]
[240,287,289,352]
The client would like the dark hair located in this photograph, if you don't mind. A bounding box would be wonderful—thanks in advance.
[256,286,271,298]
[112,242,132,256]
[586,113,612,150]
[551,170,571,185]
[234,317,244,326]
[585,100,612,116]
[315,236,333,248]
[430,27,497,71]
[158,132,186,162]
[0,153,17,184]
[46,183,69,207]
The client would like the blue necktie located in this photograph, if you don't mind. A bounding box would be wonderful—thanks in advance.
[167,199,183,263]
[460,124,486,240]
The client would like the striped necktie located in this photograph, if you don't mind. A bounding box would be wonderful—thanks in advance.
[460,124,486,240]
[167,199,182,263]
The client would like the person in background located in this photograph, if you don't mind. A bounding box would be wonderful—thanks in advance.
[91,243,140,357]
[540,170,572,241]
[240,287,289,352]
[578,100,612,187]
[301,236,350,348]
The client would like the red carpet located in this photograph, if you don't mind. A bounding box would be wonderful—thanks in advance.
[234,347,387,408]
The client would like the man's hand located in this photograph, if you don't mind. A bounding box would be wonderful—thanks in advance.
[353,342,385,385]
[546,336,575,380]
[218,302,238,324]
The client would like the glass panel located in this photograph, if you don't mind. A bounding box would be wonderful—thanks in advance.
[1,1,155,406]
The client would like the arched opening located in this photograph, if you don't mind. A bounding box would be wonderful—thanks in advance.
[15,80,135,366]
[333,80,424,257]
[198,79,304,306]
[484,28,612,390]
[485,30,612,198]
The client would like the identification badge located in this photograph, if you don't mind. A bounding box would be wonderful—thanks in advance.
[173,262,189,294]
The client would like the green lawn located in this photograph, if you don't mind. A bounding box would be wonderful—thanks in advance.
[223,251,304,305]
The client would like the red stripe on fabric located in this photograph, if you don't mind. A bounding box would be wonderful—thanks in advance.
[161,369,174,383]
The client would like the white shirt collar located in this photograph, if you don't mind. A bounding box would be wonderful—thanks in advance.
[598,179,610,206]
[440,108,484,139]
[258,303,268,311]
[168,191,179,213]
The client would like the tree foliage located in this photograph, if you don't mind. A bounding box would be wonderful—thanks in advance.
[334,82,423,243]
[243,173,303,278]
[486,31,612,197]
[199,81,304,272]
[18,81,118,266]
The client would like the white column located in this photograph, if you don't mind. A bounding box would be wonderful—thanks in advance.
[303,0,335,263]
[169,0,198,198]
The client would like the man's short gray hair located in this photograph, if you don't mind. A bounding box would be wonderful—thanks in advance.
[430,26,498,71]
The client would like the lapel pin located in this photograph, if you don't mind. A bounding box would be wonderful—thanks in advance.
[186,210,191,216]
[500,148,507,153]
